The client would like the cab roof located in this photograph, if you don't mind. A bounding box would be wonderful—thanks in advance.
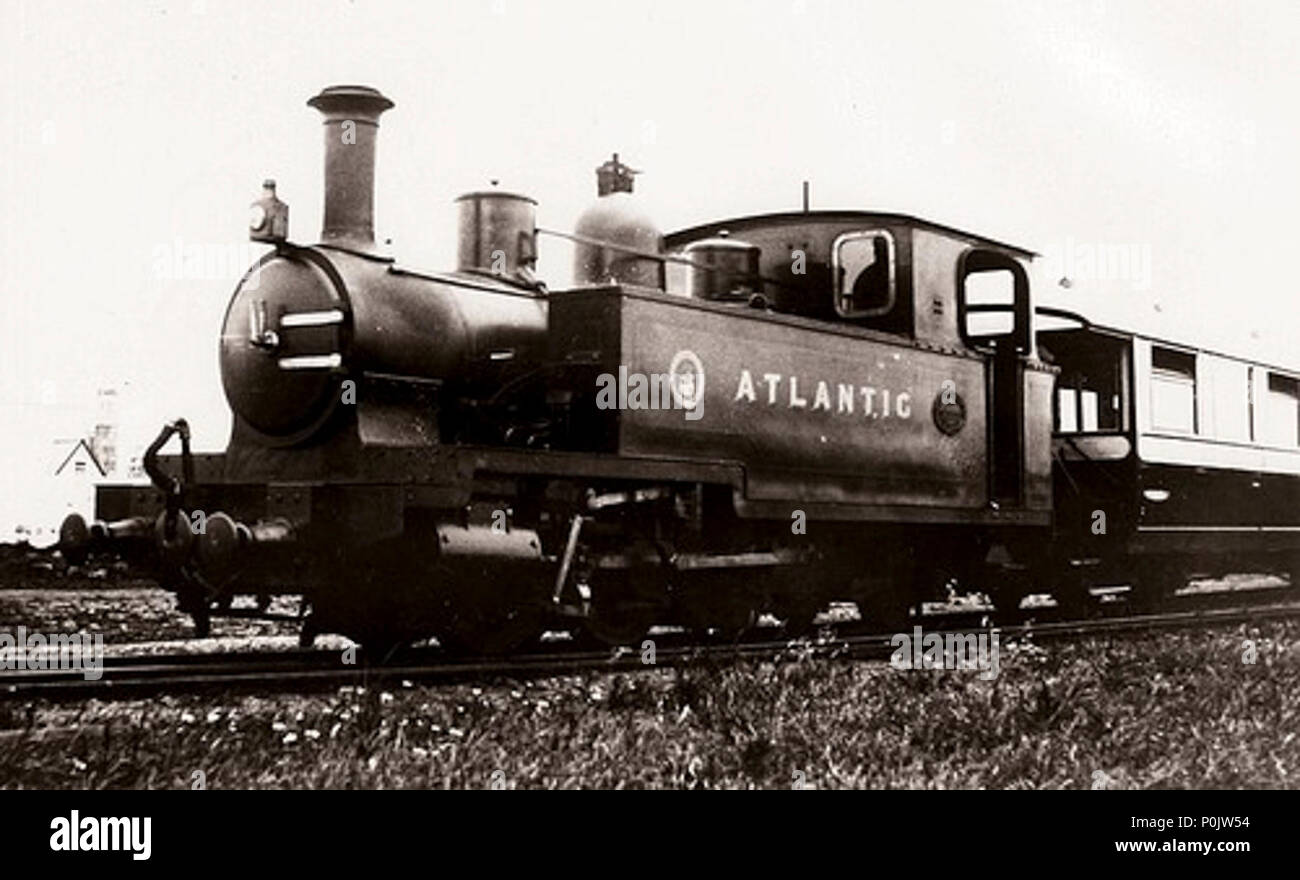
[666,210,1036,259]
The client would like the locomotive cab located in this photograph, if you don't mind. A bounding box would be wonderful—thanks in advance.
[546,211,1057,522]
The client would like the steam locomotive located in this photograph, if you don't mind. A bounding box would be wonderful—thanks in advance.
[59,85,1300,652]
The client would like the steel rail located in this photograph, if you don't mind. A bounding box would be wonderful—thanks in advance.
[2,593,1297,702]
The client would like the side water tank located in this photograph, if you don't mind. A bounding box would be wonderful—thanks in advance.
[573,153,663,289]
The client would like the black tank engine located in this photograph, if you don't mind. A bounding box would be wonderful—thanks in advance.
[60,85,1300,651]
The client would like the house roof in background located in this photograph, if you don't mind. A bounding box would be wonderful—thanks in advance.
[53,439,106,477]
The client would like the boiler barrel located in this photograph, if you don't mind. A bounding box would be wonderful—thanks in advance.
[219,248,548,440]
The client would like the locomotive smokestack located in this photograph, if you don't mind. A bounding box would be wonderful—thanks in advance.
[307,85,394,251]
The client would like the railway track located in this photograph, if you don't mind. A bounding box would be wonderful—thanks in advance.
[3,591,1298,702]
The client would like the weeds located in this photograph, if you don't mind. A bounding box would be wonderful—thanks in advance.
[0,621,1296,789]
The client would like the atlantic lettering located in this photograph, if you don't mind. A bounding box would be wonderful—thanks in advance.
[733,369,912,419]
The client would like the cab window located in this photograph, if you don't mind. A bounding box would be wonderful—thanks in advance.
[958,249,1030,354]
[964,270,1016,337]
[833,231,895,319]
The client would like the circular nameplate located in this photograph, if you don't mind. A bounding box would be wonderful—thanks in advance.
[932,392,967,436]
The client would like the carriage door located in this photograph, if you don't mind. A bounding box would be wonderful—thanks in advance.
[959,250,1031,507]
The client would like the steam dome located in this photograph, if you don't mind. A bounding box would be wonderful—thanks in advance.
[572,154,663,289]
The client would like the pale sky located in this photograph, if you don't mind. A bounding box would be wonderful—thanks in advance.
[2,0,1298,537]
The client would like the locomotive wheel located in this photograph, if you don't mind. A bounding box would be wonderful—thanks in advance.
[769,569,823,637]
[685,597,757,641]
[856,574,916,632]
[867,598,913,633]
[673,566,769,640]
[672,574,758,640]
[987,579,1029,616]
[1051,567,1093,618]
[582,601,657,648]
[699,611,758,642]
[298,614,319,649]
[776,607,818,637]
[358,634,408,662]
[675,604,757,640]
[305,573,421,658]
[431,556,551,655]
[1128,562,1183,613]
[771,595,820,636]
[439,602,546,656]
[982,558,1034,617]
[305,603,415,659]
[579,568,662,648]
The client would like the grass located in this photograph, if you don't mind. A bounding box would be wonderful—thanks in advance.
[0,588,302,646]
[1,619,1296,789]
[0,543,303,645]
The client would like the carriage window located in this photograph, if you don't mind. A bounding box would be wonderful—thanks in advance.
[1207,358,1250,442]
[1260,372,1300,447]
[1041,328,1127,434]
[1057,388,1079,432]
[1055,370,1119,433]
[1079,390,1100,431]
[833,231,895,319]
[1150,346,1197,433]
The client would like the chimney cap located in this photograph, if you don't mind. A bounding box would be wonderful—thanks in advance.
[307,85,394,117]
